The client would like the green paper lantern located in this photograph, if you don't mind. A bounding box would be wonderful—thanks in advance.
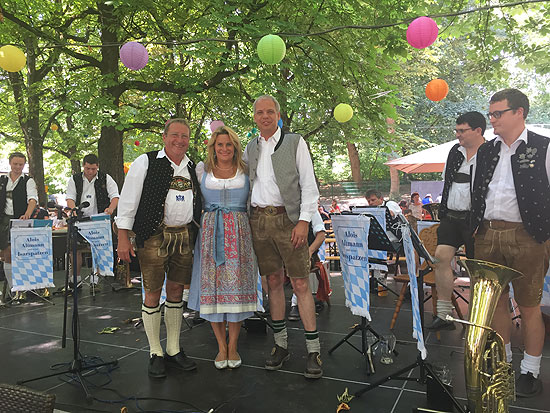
[0,45,26,72]
[257,35,286,65]
[334,103,353,123]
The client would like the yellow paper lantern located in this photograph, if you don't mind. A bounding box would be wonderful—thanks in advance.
[257,35,286,65]
[334,103,353,123]
[50,124,59,131]
[0,45,26,72]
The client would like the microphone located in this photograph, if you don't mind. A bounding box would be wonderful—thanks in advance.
[47,201,63,209]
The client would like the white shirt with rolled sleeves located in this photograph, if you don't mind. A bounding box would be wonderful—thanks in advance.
[4,175,38,216]
[243,127,319,222]
[444,146,477,212]
[115,149,194,231]
[483,128,550,222]
[66,173,119,217]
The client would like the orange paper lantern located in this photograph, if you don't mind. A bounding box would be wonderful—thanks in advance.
[425,79,449,101]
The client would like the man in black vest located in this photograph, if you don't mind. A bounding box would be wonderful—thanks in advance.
[471,89,550,398]
[66,153,119,285]
[427,111,486,332]
[0,152,38,288]
[116,119,202,378]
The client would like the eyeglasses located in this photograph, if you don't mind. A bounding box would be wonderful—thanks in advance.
[486,108,514,119]
[454,127,473,134]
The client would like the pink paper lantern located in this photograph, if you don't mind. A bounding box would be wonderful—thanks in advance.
[119,42,148,70]
[406,17,438,49]
[210,120,225,132]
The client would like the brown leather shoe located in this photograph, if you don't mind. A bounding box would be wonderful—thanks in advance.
[265,345,290,370]
[304,352,323,379]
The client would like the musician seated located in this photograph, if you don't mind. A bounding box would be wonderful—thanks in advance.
[365,189,402,244]
[65,154,119,287]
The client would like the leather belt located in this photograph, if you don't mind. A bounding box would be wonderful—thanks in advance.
[253,206,286,216]
[446,209,469,220]
[482,220,523,230]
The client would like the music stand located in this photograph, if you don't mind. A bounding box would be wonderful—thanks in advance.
[17,206,118,403]
[352,216,466,413]
[328,214,398,375]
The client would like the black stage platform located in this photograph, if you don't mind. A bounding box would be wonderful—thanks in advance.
[0,270,548,413]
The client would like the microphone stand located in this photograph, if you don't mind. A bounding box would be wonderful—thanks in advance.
[18,203,118,403]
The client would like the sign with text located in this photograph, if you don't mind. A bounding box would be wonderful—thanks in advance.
[10,226,54,291]
[77,219,114,276]
[332,215,371,319]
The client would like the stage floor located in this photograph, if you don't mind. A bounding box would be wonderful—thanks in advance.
[0,270,548,413]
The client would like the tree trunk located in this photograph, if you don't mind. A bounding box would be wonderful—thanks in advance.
[346,141,362,183]
[97,3,124,188]
[386,117,400,200]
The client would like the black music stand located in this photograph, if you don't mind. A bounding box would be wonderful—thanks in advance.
[352,216,466,413]
[17,207,118,403]
[328,214,399,375]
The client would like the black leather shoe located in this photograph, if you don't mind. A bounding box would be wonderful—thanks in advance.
[288,306,300,321]
[265,345,290,370]
[148,354,166,378]
[304,352,323,379]
[426,316,456,331]
[164,350,197,371]
[516,372,542,398]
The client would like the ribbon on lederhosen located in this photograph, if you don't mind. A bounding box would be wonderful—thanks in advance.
[204,204,247,267]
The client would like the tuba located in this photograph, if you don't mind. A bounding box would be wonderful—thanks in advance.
[458,259,523,412]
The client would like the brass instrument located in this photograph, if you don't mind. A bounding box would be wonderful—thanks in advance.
[458,259,523,412]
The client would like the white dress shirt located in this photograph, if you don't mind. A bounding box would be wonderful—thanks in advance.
[311,211,325,235]
[484,128,550,222]
[444,146,477,211]
[243,128,319,222]
[4,174,38,216]
[66,172,119,217]
[116,149,194,230]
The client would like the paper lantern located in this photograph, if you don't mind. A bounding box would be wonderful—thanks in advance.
[0,45,26,72]
[425,79,449,101]
[277,119,283,128]
[134,140,140,146]
[334,103,353,123]
[50,124,59,131]
[210,120,225,132]
[119,42,148,70]
[257,35,286,65]
[406,17,438,49]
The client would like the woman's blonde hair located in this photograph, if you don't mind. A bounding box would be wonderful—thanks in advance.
[205,126,246,173]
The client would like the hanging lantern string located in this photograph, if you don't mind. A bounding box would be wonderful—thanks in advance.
[0,0,546,50]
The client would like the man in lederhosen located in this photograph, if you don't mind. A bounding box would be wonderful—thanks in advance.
[428,111,486,331]
[66,153,119,286]
[471,89,550,398]
[116,119,202,378]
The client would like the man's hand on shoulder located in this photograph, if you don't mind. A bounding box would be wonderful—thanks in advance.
[291,220,309,249]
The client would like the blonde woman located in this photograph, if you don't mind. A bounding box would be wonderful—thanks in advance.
[188,126,257,369]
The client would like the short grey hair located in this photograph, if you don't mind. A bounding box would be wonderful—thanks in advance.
[163,118,190,135]
[253,95,280,113]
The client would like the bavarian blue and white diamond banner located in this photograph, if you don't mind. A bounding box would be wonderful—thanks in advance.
[332,215,371,320]
[10,226,54,291]
[256,271,264,312]
[402,225,427,359]
[77,219,114,276]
